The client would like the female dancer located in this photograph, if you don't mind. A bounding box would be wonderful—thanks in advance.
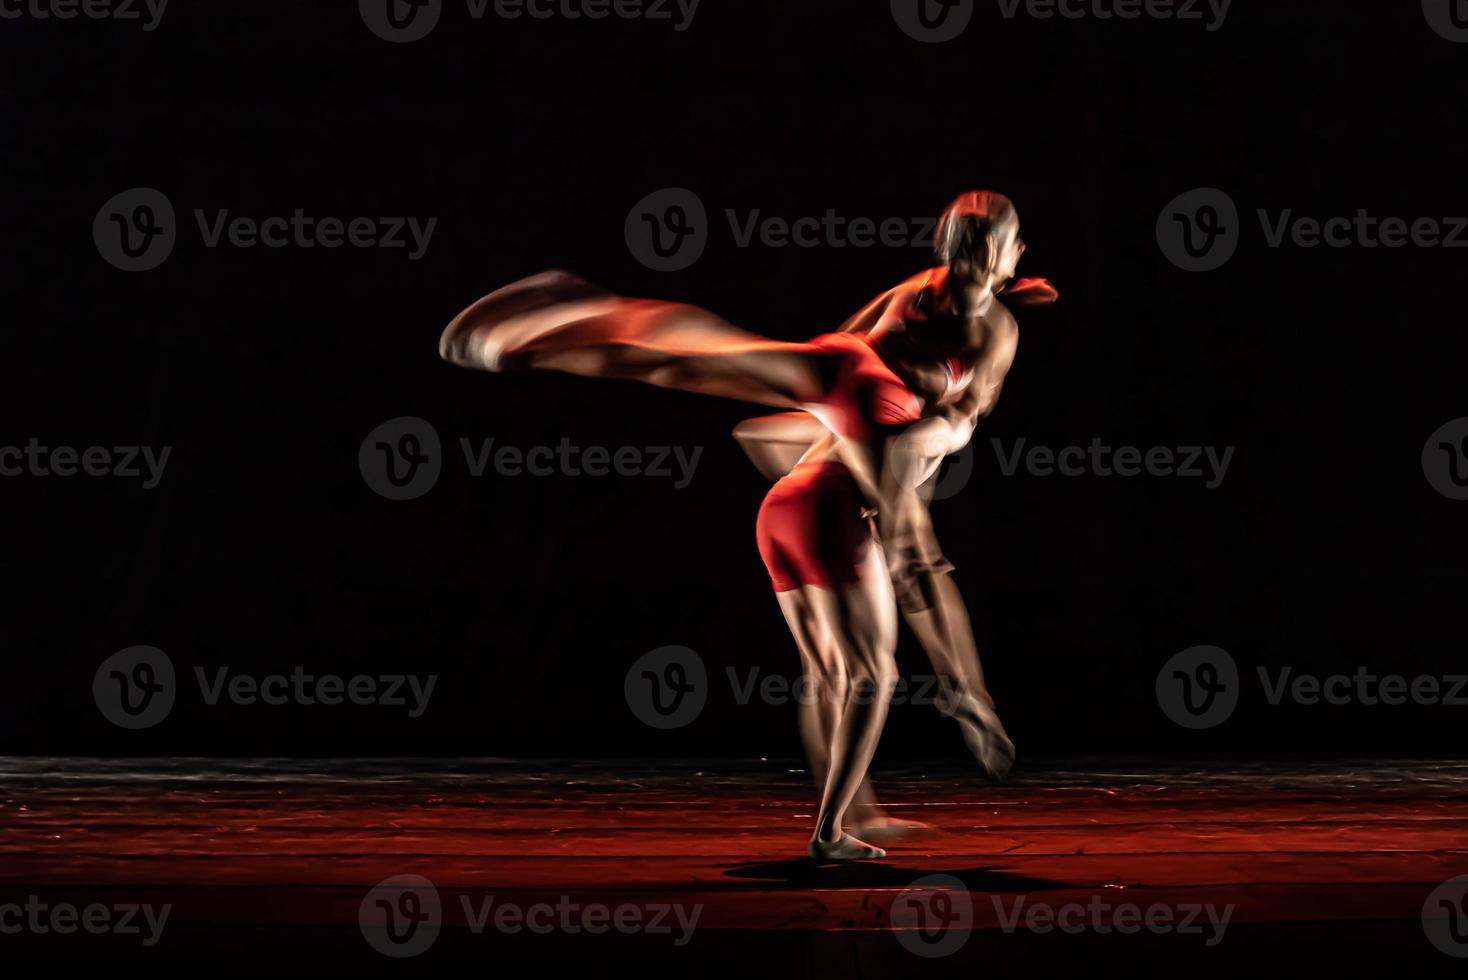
[439,191,1054,859]
[733,192,1057,827]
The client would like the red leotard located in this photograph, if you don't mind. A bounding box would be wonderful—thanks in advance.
[755,334,921,592]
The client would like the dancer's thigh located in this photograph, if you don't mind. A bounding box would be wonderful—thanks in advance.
[802,552,897,687]
[775,590,845,706]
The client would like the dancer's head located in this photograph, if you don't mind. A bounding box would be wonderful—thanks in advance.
[935,191,1024,307]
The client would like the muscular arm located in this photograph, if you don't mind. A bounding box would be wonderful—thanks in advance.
[890,304,1020,488]
[732,413,830,481]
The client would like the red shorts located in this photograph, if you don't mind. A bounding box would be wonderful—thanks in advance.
[756,460,874,592]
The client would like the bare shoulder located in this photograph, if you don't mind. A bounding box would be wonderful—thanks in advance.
[983,300,1020,374]
[988,297,1019,334]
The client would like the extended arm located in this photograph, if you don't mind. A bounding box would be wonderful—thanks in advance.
[732,413,831,481]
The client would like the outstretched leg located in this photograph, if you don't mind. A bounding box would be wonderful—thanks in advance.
[902,570,1015,780]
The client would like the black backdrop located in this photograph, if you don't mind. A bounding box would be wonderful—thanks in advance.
[2,1,1464,759]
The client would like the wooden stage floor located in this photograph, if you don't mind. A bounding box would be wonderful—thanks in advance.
[2,757,1466,975]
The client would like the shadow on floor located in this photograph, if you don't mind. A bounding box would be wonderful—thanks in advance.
[723,859,1068,891]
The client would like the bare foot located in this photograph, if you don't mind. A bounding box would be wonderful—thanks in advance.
[944,692,1016,781]
[807,835,887,862]
[959,719,1015,781]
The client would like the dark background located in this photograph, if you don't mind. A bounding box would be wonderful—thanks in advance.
[1,1,1463,759]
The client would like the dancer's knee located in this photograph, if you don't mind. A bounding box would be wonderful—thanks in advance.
[797,652,849,705]
[846,656,898,704]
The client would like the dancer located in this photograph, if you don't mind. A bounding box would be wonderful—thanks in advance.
[733,192,1056,826]
[438,191,1055,859]
[442,284,931,860]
